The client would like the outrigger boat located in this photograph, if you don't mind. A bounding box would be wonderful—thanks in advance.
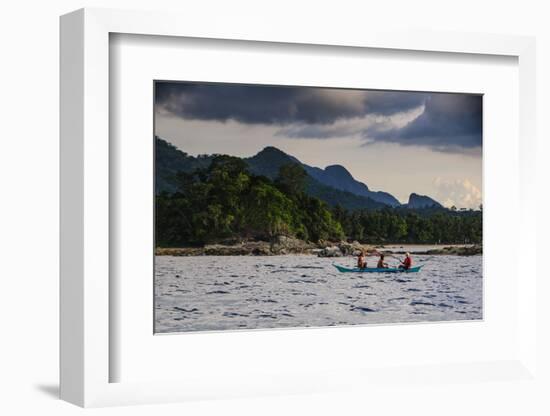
[333,264,423,273]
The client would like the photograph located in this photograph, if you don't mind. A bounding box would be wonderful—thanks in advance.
[153,81,483,333]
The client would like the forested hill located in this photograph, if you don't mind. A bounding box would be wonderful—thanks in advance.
[156,138,385,210]
[155,137,441,211]
[155,142,482,247]
[155,137,214,194]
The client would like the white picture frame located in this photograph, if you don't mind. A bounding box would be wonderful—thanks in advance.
[60,7,537,407]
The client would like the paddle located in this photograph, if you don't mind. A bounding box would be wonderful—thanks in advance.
[371,249,402,261]
[372,249,429,270]
[370,249,407,268]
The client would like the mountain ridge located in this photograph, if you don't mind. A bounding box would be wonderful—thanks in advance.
[303,163,401,207]
[404,193,443,209]
[155,137,443,211]
[244,146,385,210]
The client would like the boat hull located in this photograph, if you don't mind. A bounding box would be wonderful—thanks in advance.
[333,264,423,273]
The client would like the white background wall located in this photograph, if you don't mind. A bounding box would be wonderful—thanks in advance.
[0,0,548,414]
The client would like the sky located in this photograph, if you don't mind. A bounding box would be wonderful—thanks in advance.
[154,82,483,209]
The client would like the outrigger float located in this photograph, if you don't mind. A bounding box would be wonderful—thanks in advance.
[332,264,423,273]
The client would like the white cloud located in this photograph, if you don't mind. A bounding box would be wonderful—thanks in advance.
[274,106,424,140]
[433,177,482,209]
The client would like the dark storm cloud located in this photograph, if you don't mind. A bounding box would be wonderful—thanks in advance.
[155,82,482,153]
[367,93,482,151]
[362,91,430,116]
[155,82,427,125]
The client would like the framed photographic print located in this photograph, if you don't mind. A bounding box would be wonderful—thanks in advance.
[60,8,538,407]
[153,81,483,334]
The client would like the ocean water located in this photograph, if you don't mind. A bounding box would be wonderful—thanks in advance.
[154,254,482,333]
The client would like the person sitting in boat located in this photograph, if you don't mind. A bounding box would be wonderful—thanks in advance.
[357,251,367,269]
[377,254,389,269]
[399,252,413,270]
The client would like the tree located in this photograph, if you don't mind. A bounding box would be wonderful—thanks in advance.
[275,163,307,196]
[155,153,482,247]
[244,182,294,238]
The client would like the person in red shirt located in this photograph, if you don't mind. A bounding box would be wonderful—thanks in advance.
[400,252,413,270]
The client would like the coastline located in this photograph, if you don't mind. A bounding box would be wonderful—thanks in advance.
[155,237,482,257]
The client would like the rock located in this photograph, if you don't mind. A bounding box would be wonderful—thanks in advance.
[336,240,372,256]
[251,246,270,256]
[270,235,316,255]
[204,244,249,256]
[337,241,355,256]
[317,246,343,257]
[155,247,203,256]
[201,241,273,256]
[424,245,482,256]
[456,245,482,256]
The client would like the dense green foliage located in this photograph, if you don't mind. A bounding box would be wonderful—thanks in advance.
[331,205,482,245]
[155,138,214,193]
[156,156,482,247]
[156,158,344,246]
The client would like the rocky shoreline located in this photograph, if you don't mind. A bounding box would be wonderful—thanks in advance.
[381,244,482,256]
[155,236,482,257]
[418,245,482,256]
